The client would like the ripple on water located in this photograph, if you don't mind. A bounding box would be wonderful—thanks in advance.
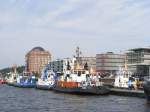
[0,85,150,112]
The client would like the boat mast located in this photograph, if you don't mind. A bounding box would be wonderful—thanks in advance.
[13,65,17,74]
[74,46,82,71]
[149,66,150,78]
[75,46,82,65]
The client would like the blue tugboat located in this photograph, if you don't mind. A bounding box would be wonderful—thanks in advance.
[7,66,36,88]
[7,74,36,88]
[14,72,36,88]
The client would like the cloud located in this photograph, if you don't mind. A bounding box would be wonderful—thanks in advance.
[0,0,150,68]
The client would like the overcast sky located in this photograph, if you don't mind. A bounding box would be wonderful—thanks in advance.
[0,0,150,68]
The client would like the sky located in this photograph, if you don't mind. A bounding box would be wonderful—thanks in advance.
[0,0,150,68]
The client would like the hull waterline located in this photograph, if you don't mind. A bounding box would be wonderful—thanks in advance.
[36,84,53,90]
[53,85,110,95]
[143,82,150,103]
[7,82,36,88]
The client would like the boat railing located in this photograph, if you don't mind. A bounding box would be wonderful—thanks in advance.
[79,80,104,87]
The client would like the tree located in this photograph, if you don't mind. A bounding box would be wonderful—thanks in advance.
[0,65,25,77]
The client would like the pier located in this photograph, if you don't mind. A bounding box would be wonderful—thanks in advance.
[110,88,145,98]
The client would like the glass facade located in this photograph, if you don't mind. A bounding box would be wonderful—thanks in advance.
[127,48,150,77]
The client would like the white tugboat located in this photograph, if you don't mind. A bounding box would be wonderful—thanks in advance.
[114,57,141,90]
[6,66,18,85]
[36,66,55,90]
[114,66,133,88]
[114,56,134,89]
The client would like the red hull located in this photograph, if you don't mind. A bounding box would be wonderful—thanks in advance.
[0,80,6,84]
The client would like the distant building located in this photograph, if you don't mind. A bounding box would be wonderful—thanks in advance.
[48,57,96,73]
[126,48,150,77]
[25,47,51,74]
[96,52,125,75]
[48,58,76,73]
[78,57,96,71]
[48,59,64,73]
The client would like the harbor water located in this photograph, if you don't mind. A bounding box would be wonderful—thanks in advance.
[0,85,150,112]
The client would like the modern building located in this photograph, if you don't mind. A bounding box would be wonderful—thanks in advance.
[48,57,96,73]
[96,52,125,75]
[48,58,76,73]
[48,59,63,73]
[126,48,150,77]
[79,57,96,71]
[25,47,51,75]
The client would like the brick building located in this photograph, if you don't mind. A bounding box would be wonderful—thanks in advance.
[25,47,51,74]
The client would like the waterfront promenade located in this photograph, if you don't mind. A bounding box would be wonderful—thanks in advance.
[110,88,145,98]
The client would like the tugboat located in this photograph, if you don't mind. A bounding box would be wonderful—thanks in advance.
[7,66,36,88]
[0,78,6,84]
[53,47,110,95]
[114,57,141,89]
[6,66,19,86]
[7,72,36,88]
[143,76,150,103]
[114,66,133,89]
[14,72,36,88]
[36,66,55,90]
[0,73,6,84]
[53,62,110,95]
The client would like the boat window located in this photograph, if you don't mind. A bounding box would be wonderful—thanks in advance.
[78,71,81,74]
[82,71,85,74]
[129,77,135,81]
[66,74,70,77]
[78,74,81,76]
[78,71,81,76]
[86,74,90,77]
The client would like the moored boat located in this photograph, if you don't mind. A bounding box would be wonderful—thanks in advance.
[15,73,36,88]
[143,76,150,103]
[114,58,142,90]
[53,61,110,95]
[0,73,6,84]
[36,67,55,90]
[54,81,110,95]
[6,70,18,86]
[114,67,133,89]
[7,72,36,88]
[0,79,6,84]
[6,66,36,88]
[53,47,110,95]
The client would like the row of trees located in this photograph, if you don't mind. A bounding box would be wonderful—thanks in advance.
[0,66,25,77]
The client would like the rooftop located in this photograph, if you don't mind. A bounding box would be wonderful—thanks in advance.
[128,48,150,52]
[31,47,45,52]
